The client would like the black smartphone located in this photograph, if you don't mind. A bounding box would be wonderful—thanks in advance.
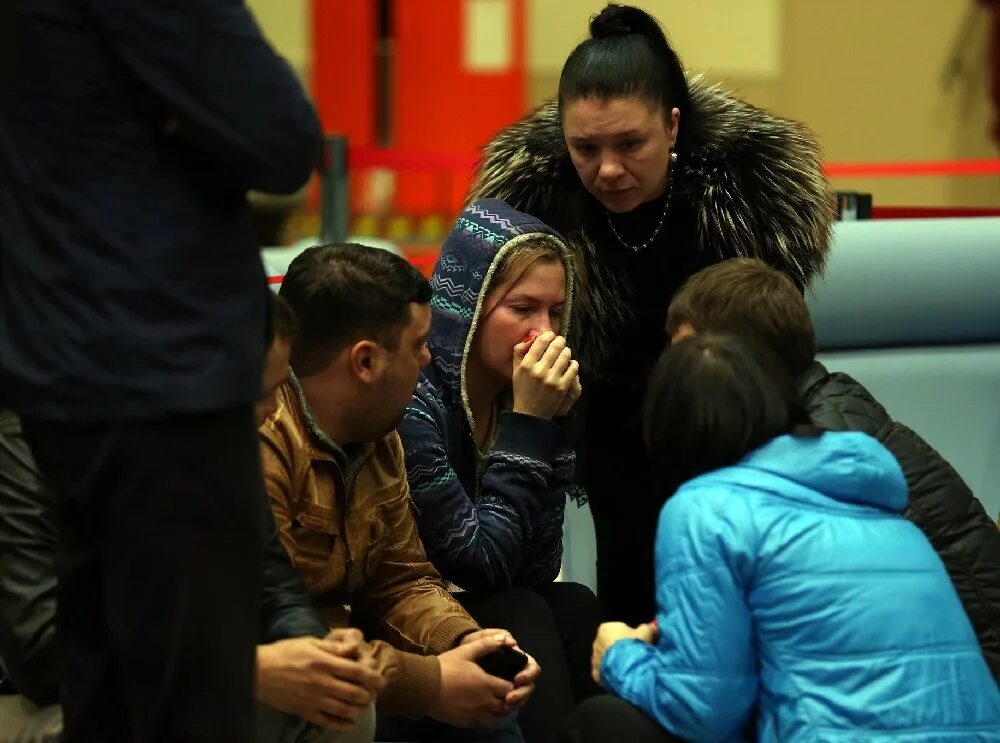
[476,645,529,682]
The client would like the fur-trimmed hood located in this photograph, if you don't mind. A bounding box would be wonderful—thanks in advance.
[468,78,835,379]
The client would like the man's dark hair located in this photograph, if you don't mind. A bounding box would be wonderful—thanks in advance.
[279,243,431,376]
[666,258,816,377]
[643,333,814,502]
[268,291,299,345]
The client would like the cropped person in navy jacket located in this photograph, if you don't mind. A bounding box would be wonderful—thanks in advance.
[0,2,320,740]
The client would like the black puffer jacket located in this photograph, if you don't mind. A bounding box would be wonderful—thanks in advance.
[0,410,327,705]
[801,362,1000,683]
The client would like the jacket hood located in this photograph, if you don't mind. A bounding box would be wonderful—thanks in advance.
[468,78,834,378]
[428,198,574,433]
[724,431,907,512]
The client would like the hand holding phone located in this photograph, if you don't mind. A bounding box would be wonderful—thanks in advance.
[475,645,529,682]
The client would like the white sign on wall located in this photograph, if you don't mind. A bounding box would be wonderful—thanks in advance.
[464,0,513,73]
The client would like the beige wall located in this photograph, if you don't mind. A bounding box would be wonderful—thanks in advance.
[528,0,1000,208]
[529,1,783,82]
[244,0,999,208]
[246,0,310,82]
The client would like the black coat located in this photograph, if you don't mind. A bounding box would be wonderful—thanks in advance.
[801,361,1000,683]
[0,410,326,705]
[0,0,320,420]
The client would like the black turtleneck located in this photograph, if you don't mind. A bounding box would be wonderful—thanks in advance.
[576,187,716,625]
[586,186,712,393]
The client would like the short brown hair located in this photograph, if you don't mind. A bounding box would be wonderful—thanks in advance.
[665,259,816,376]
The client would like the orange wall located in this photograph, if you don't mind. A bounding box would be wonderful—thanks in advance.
[311,0,376,146]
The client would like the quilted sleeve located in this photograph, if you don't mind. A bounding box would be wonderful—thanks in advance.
[601,487,758,743]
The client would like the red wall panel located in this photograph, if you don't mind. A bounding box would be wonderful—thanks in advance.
[311,0,377,146]
[392,0,525,215]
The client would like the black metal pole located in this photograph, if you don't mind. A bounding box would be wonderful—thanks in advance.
[320,134,349,244]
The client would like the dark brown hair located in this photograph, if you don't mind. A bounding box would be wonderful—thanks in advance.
[280,243,431,376]
[643,333,814,501]
[666,259,816,376]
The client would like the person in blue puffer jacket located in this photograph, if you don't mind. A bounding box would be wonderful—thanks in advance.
[564,334,1000,743]
[399,198,604,743]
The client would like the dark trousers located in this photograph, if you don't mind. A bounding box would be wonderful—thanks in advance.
[22,409,263,742]
[590,495,658,625]
[375,710,524,743]
[579,407,659,626]
[560,695,682,743]
[456,583,605,743]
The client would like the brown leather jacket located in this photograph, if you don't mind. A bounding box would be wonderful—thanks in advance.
[260,381,480,717]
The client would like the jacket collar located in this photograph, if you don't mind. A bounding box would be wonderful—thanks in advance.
[798,359,831,398]
[285,372,373,470]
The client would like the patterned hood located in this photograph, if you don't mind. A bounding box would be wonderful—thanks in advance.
[428,198,574,434]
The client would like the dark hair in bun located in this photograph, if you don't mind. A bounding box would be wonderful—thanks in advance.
[558,4,690,141]
[589,3,659,39]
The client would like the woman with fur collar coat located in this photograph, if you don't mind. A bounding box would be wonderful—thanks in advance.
[468,3,836,624]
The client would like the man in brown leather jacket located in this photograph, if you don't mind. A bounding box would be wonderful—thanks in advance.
[263,243,540,742]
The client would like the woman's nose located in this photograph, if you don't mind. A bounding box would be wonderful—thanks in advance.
[535,315,554,334]
[598,152,625,179]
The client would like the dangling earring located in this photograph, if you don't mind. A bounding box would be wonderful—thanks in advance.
[669,150,678,163]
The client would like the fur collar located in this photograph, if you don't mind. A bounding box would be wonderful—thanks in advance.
[468,78,835,378]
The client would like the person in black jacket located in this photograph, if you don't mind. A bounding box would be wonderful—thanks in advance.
[664,258,1000,684]
[0,2,321,739]
[0,294,385,742]
[468,4,834,625]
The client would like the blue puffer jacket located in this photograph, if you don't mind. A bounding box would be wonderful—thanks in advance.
[601,431,1000,742]
[397,199,576,592]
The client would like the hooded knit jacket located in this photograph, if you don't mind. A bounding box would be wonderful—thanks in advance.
[398,200,577,593]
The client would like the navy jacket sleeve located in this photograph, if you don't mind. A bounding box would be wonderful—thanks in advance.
[601,487,758,743]
[80,0,320,194]
[399,386,568,592]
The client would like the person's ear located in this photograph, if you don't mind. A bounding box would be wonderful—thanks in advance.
[348,340,381,384]
[667,107,680,149]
